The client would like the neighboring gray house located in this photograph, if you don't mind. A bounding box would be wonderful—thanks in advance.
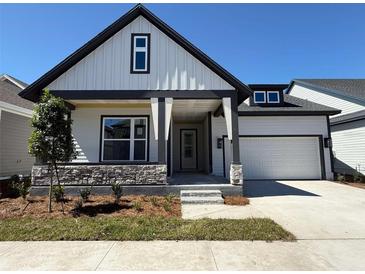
[0,74,34,179]
[19,5,340,189]
[288,79,365,176]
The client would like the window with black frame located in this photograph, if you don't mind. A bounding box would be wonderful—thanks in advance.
[102,117,147,161]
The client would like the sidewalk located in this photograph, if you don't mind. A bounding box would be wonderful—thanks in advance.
[1,240,364,270]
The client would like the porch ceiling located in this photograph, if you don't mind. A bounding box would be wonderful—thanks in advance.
[172,99,221,122]
[68,99,150,107]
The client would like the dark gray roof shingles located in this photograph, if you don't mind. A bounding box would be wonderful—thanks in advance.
[0,80,34,110]
[294,79,365,101]
[239,94,341,115]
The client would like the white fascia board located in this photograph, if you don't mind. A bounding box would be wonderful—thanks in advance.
[165,98,173,140]
[150,98,159,140]
[0,74,26,89]
[222,97,232,140]
[0,101,33,118]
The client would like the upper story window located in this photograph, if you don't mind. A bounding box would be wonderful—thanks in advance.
[267,91,280,103]
[254,91,266,103]
[131,34,150,73]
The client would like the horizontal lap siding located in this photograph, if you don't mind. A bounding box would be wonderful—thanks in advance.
[0,111,34,176]
[211,115,332,179]
[332,120,365,174]
[71,107,157,163]
[48,16,233,91]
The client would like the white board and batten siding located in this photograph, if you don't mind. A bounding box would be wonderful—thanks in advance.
[290,84,365,117]
[47,16,234,91]
[211,115,333,180]
[71,107,158,163]
[0,111,34,177]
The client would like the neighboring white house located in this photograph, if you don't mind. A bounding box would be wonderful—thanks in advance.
[288,79,365,176]
[0,74,34,179]
[19,4,341,188]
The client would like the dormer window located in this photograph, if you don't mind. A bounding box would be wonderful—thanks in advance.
[254,91,266,103]
[267,91,280,103]
[131,34,150,73]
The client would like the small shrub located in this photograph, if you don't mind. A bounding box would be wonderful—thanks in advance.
[132,201,143,212]
[337,173,345,183]
[162,201,172,212]
[8,175,31,199]
[18,179,31,200]
[149,196,159,207]
[74,199,83,210]
[52,185,64,202]
[79,186,92,202]
[353,166,362,183]
[165,194,175,203]
[111,182,123,203]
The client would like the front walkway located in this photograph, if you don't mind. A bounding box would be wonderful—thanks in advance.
[0,240,364,270]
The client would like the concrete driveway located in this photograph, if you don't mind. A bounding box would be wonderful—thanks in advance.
[184,180,365,240]
[179,180,365,270]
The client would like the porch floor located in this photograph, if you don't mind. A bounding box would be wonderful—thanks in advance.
[168,173,229,185]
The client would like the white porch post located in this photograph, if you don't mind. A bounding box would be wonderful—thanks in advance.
[165,98,173,140]
[150,98,159,140]
[222,97,232,140]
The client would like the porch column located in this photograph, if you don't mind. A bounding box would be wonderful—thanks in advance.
[158,98,166,164]
[223,95,243,185]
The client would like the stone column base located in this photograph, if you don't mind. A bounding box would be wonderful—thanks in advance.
[230,163,243,185]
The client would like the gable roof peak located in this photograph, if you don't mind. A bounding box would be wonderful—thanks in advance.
[19,4,252,103]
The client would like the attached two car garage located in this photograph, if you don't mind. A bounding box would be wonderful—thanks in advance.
[224,136,325,180]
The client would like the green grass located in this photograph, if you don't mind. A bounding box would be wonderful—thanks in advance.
[0,217,295,241]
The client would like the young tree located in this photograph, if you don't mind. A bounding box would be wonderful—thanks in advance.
[29,90,76,212]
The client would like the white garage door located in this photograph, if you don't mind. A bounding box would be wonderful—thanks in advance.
[225,136,323,180]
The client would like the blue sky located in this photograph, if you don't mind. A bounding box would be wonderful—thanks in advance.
[1,4,365,85]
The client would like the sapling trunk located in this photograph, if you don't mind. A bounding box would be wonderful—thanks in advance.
[48,164,53,213]
[53,161,64,213]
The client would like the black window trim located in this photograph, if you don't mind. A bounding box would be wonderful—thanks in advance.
[99,115,150,162]
[130,33,151,74]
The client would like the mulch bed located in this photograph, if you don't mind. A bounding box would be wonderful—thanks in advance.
[337,181,365,190]
[224,196,250,206]
[0,195,181,219]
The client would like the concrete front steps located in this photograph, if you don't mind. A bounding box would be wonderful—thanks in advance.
[180,190,224,204]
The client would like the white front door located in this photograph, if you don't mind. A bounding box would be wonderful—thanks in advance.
[181,129,197,170]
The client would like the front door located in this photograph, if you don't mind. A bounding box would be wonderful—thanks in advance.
[180,129,197,170]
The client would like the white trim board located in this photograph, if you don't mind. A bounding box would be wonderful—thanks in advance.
[0,101,33,118]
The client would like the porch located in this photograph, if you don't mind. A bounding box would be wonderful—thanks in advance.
[31,91,244,187]
[168,173,229,185]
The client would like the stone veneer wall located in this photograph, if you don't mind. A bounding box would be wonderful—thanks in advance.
[32,164,167,186]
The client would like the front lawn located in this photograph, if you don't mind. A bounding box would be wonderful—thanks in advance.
[0,216,295,241]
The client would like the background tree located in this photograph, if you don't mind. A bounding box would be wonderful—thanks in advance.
[29,90,76,212]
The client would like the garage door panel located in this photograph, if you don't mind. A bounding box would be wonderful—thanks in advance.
[225,136,322,180]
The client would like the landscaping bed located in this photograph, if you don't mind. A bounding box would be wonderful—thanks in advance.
[0,216,295,241]
[0,195,181,219]
[336,181,365,190]
[224,196,250,206]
